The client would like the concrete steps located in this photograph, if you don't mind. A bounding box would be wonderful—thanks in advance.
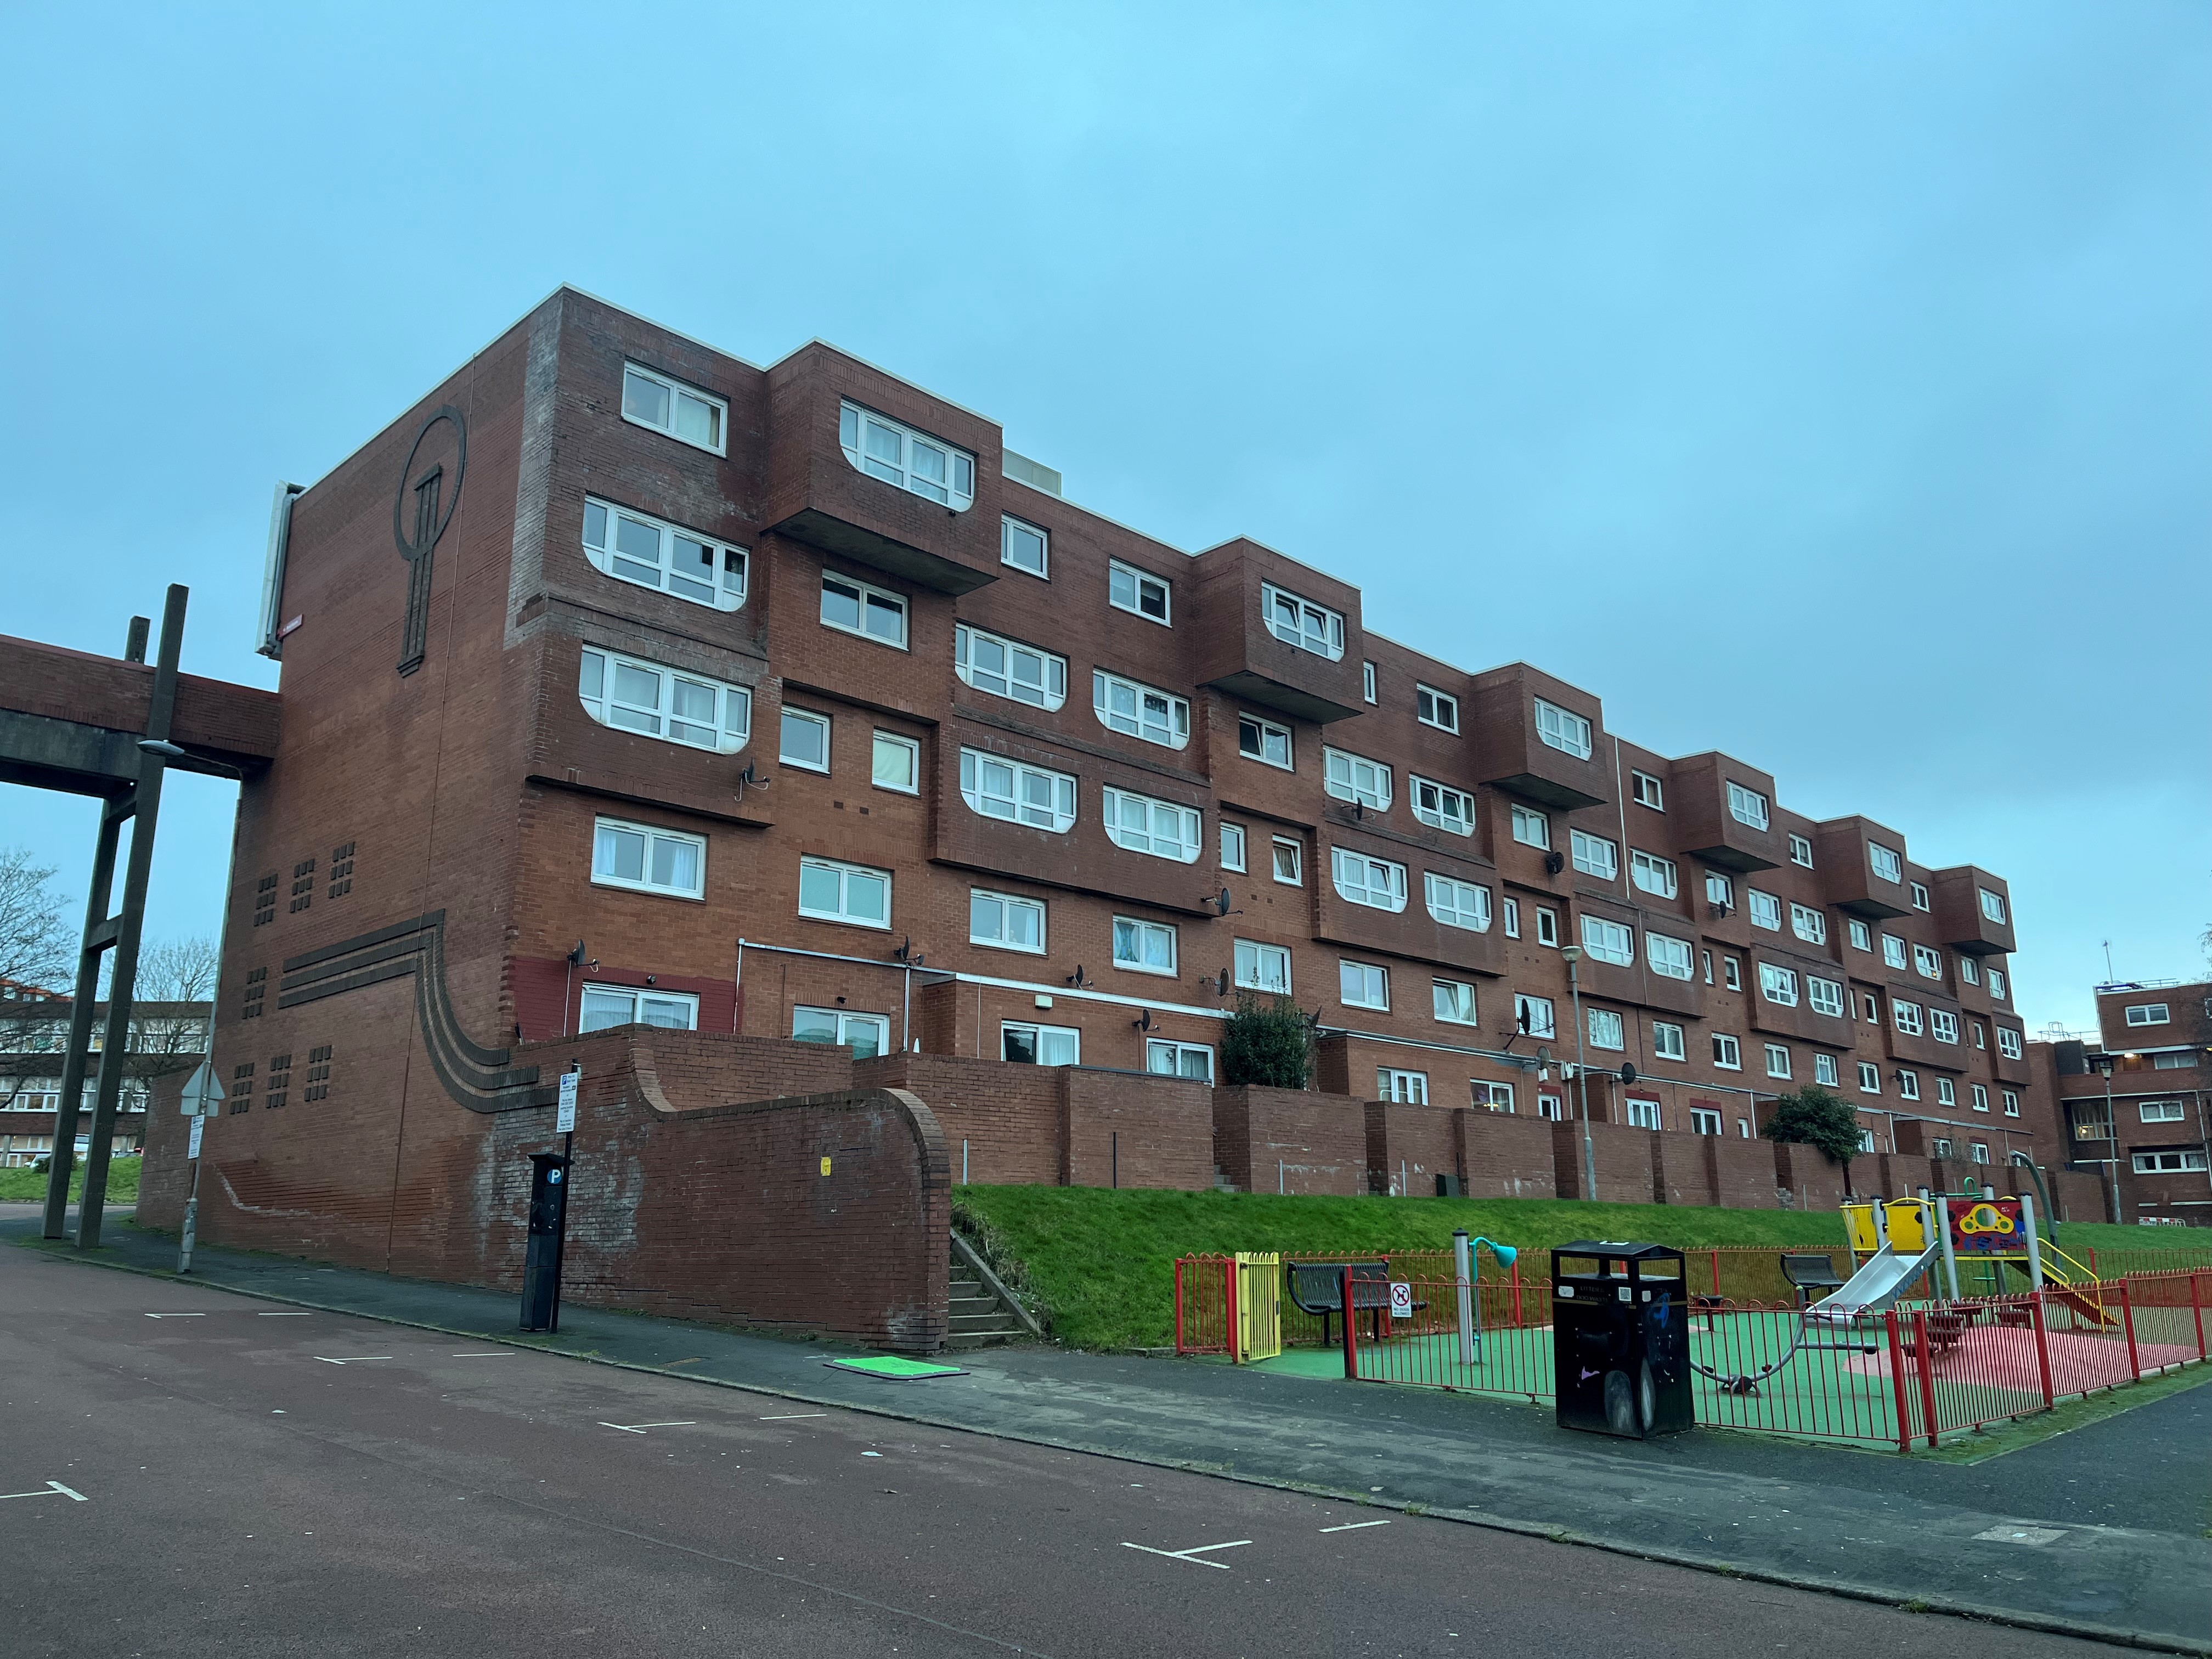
[945,1237,1036,1350]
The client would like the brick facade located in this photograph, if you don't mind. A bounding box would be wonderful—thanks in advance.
[2027,983,2210,1227]
[1214,1087,1367,1194]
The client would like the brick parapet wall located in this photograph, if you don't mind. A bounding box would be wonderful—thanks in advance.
[1214,1086,1365,1195]
[1458,1110,1559,1200]
[1363,1101,1461,1195]
[1554,1120,1660,1203]
[1705,1135,1780,1210]
[1772,1142,1847,1212]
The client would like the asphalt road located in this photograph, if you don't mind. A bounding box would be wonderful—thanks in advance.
[1,1245,2149,1659]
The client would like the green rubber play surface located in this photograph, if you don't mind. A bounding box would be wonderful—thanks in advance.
[824,1355,967,1380]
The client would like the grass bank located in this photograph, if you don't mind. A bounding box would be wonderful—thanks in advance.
[951,1185,2211,1352]
[0,1160,142,1203]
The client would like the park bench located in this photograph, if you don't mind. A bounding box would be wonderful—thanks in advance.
[1284,1261,1398,1346]
[1780,1252,1847,1307]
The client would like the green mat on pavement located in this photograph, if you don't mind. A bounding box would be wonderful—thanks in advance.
[824,1355,966,1380]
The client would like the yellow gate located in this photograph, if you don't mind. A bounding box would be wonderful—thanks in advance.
[1232,1253,1282,1363]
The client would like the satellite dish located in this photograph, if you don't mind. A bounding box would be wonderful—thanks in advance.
[1536,1046,1553,1065]
[1620,1063,1637,1086]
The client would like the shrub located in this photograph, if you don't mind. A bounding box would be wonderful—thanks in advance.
[1219,993,1312,1088]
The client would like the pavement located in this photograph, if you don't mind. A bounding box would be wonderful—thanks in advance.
[6,1210,2209,1654]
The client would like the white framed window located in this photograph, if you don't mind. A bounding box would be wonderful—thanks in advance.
[1847,919,1871,951]
[1503,896,1521,938]
[1979,887,2008,924]
[1705,870,1734,910]
[1931,1009,1959,1044]
[1713,1033,1741,1070]
[1937,1076,1956,1106]
[582,984,699,1032]
[1237,713,1293,770]
[1996,1026,2022,1060]
[1002,1022,1079,1066]
[1515,994,1556,1040]
[1362,661,1377,703]
[792,1006,890,1059]
[1234,939,1291,992]
[1534,698,1593,759]
[1625,1097,1661,1130]
[1103,786,1203,861]
[1758,963,1799,1007]
[1972,1021,1987,1049]
[1510,804,1550,849]
[821,571,908,648]
[2125,1003,2170,1026]
[2135,1150,2211,1174]
[1473,1080,1516,1112]
[1332,848,1408,912]
[1747,890,1781,931]
[1960,956,1981,985]
[1646,932,1694,981]
[1410,776,1475,836]
[1629,850,1677,899]
[1580,915,1633,966]
[1858,1062,1880,1093]
[1112,916,1179,976]
[1652,1021,1686,1061]
[1899,1070,1922,1102]
[1631,770,1664,810]
[1790,903,1827,945]
[1147,1040,1214,1082]
[1271,837,1302,884]
[1764,1043,1792,1079]
[1868,842,1903,884]
[580,647,751,753]
[1726,781,1769,830]
[583,497,747,611]
[1340,960,1389,1010]
[1093,670,1190,749]
[2002,1090,2020,1116]
[1971,1084,1989,1112]
[1891,999,1923,1036]
[1001,515,1048,578]
[1323,747,1392,811]
[1881,934,1908,969]
[1378,1068,1427,1104]
[1701,949,1713,984]
[1108,560,1171,624]
[2140,1099,2187,1123]
[621,362,726,453]
[1570,830,1617,880]
[1863,994,1880,1022]
[1787,833,1814,867]
[1423,872,1491,931]
[1970,1142,1990,1165]
[970,889,1046,953]
[1910,881,1931,912]
[1859,1128,1880,1155]
[1415,684,1459,732]
[1588,1008,1625,1050]
[1690,1107,1721,1136]
[780,707,831,771]
[1930,1135,1950,1161]
[954,624,1068,710]
[2154,1051,2195,1069]
[798,856,891,929]
[1220,823,1247,872]
[1913,944,1943,980]
[1814,1053,1839,1086]
[1535,907,1560,947]
[1807,975,1846,1018]
[1433,979,1477,1025]
[960,749,1077,833]
[1541,1094,1567,1122]
[840,400,974,509]
[872,731,919,793]
[1722,955,1741,990]
[591,817,704,900]
[1263,583,1345,658]
[1988,969,2006,1001]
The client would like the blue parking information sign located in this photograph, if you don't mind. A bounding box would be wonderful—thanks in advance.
[556,1070,578,1135]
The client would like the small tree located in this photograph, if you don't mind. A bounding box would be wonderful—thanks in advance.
[1760,1085,1864,1193]
[1219,993,1312,1088]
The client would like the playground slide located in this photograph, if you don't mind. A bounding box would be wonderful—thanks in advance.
[1807,1242,1940,1321]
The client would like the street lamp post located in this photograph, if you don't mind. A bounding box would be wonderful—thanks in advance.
[2090,1053,2122,1225]
[1561,945,1594,1201]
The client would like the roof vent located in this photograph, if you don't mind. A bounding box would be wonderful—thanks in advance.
[1002,449,1062,496]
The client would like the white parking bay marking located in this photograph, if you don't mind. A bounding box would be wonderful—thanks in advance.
[258,1311,312,1317]
[1321,1520,1392,1533]
[598,1421,698,1434]
[759,1413,827,1421]
[1120,1539,1252,1569]
[449,1352,515,1358]
[144,1312,204,1319]
[1,1482,87,1502]
[313,1356,394,1365]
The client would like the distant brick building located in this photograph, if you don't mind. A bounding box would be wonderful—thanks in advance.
[127,289,2059,1337]
[2032,981,2212,1225]
[1,989,210,1165]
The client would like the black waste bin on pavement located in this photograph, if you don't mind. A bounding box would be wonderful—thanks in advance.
[1552,1240,1692,1439]
[520,1152,570,1333]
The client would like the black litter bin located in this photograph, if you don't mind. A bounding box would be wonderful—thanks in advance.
[1552,1240,1692,1439]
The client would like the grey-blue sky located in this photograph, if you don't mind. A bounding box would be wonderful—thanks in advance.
[1,3,2204,1031]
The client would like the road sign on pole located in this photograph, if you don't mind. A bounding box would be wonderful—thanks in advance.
[188,1116,205,1160]
[180,1062,224,1116]
[556,1069,578,1135]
